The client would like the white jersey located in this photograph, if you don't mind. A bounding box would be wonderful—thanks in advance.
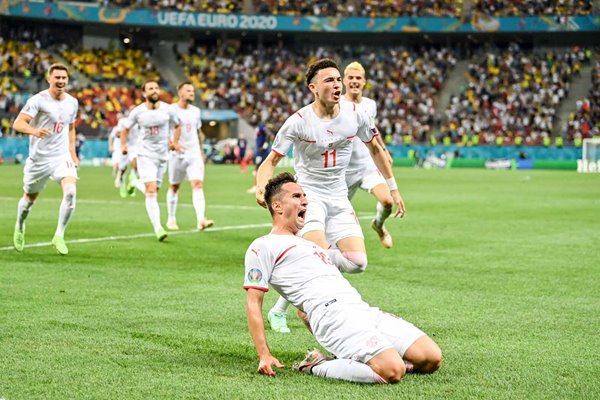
[108,125,122,154]
[123,101,179,161]
[243,234,364,315]
[170,103,202,157]
[272,101,377,198]
[20,89,78,162]
[344,96,378,175]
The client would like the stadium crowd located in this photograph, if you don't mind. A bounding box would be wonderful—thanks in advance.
[566,58,600,144]
[474,0,594,16]
[441,45,589,146]
[180,40,457,144]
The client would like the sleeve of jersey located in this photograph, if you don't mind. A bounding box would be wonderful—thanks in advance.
[170,107,181,126]
[122,110,137,130]
[271,117,297,157]
[69,99,78,124]
[243,240,271,292]
[197,109,202,129]
[357,108,379,143]
[20,97,38,119]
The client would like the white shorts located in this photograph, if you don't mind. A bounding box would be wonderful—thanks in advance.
[347,167,386,200]
[309,300,425,363]
[137,155,167,187]
[168,152,205,184]
[298,190,363,244]
[23,154,78,193]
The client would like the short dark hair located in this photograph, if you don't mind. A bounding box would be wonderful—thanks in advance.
[305,58,339,87]
[177,81,193,91]
[48,63,69,77]
[141,79,160,92]
[264,172,296,216]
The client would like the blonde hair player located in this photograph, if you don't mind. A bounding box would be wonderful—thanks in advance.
[343,61,395,248]
[13,63,80,255]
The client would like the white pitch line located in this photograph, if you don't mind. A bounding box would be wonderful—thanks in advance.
[0,196,262,211]
[0,222,273,251]
[0,215,377,252]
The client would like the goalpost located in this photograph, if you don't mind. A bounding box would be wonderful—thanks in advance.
[577,138,600,173]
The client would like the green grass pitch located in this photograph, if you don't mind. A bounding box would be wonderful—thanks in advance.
[1,164,599,399]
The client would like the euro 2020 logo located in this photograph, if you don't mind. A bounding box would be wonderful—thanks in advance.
[247,268,263,284]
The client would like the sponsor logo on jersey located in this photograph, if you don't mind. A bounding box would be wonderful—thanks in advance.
[247,268,263,284]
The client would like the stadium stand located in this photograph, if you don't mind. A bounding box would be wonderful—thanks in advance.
[474,0,593,16]
[440,44,590,146]
[566,57,600,145]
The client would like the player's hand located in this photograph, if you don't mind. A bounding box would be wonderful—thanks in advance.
[32,128,50,138]
[256,187,267,208]
[257,354,284,376]
[122,143,128,155]
[172,142,185,153]
[71,152,80,168]
[391,190,406,218]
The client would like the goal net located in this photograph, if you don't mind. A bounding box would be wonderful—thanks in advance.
[578,138,600,173]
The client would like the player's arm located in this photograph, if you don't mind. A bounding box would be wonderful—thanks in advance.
[197,128,206,161]
[366,138,405,217]
[255,151,284,208]
[170,124,184,152]
[68,123,79,166]
[13,113,50,138]
[375,133,393,165]
[246,288,284,376]
[120,127,129,155]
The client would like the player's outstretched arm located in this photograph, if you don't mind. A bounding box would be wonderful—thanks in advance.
[367,139,406,218]
[246,288,284,376]
[255,151,284,208]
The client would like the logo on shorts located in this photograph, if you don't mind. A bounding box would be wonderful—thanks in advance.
[366,335,381,348]
[247,268,263,284]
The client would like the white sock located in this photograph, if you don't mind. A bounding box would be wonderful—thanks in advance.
[167,189,178,220]
[327,249,367,273]
[16,196,34,231]
[133,178,146,193]
[312,359,387,384]
[375,202,392,228]
[55,183,76,237]
[192,188,206,222]
[270,296,290,313]
[144,193,162,232]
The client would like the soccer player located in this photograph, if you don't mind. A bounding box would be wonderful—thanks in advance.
[12,63,80,255]
[245,173,442,383]
[121,79,181,241]
[166,82,213,231]
[256,59,405,333]
[343,61,395,248]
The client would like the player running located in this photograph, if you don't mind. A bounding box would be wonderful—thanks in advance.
[166,82,214,231]
[245,173,441,383]
[343,61,395,248]
[256,59,405,333]
[12,63,80,255]
[121,79,181,241]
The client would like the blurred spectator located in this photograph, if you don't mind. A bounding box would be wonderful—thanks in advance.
[566,58,600,144]
[474,0,593,16]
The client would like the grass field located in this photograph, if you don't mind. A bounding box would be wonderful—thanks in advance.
[1,164,599,399]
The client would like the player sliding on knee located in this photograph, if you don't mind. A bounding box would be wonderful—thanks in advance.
[245,173,441,383]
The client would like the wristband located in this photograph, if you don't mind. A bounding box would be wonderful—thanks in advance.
[386,177,398,191]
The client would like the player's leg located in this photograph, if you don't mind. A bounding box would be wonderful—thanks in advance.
[166,153,182,230]
[376,310,442,374]
[326,199,368,273]
[16,159,51,251]
[267,296,291,333]
[370,181,394,248]
[187,157,213,230]
[14,191,39,252]
[139,157,167,240]
[51,176,77,255]
[127,155,145,195]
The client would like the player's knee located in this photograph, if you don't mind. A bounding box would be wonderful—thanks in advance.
[342,251,368,273]
[379,360,406,384]
[381,197,394,210]
[409,340,443,374]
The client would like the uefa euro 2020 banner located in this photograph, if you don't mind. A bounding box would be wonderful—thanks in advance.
[3,1,600,33]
